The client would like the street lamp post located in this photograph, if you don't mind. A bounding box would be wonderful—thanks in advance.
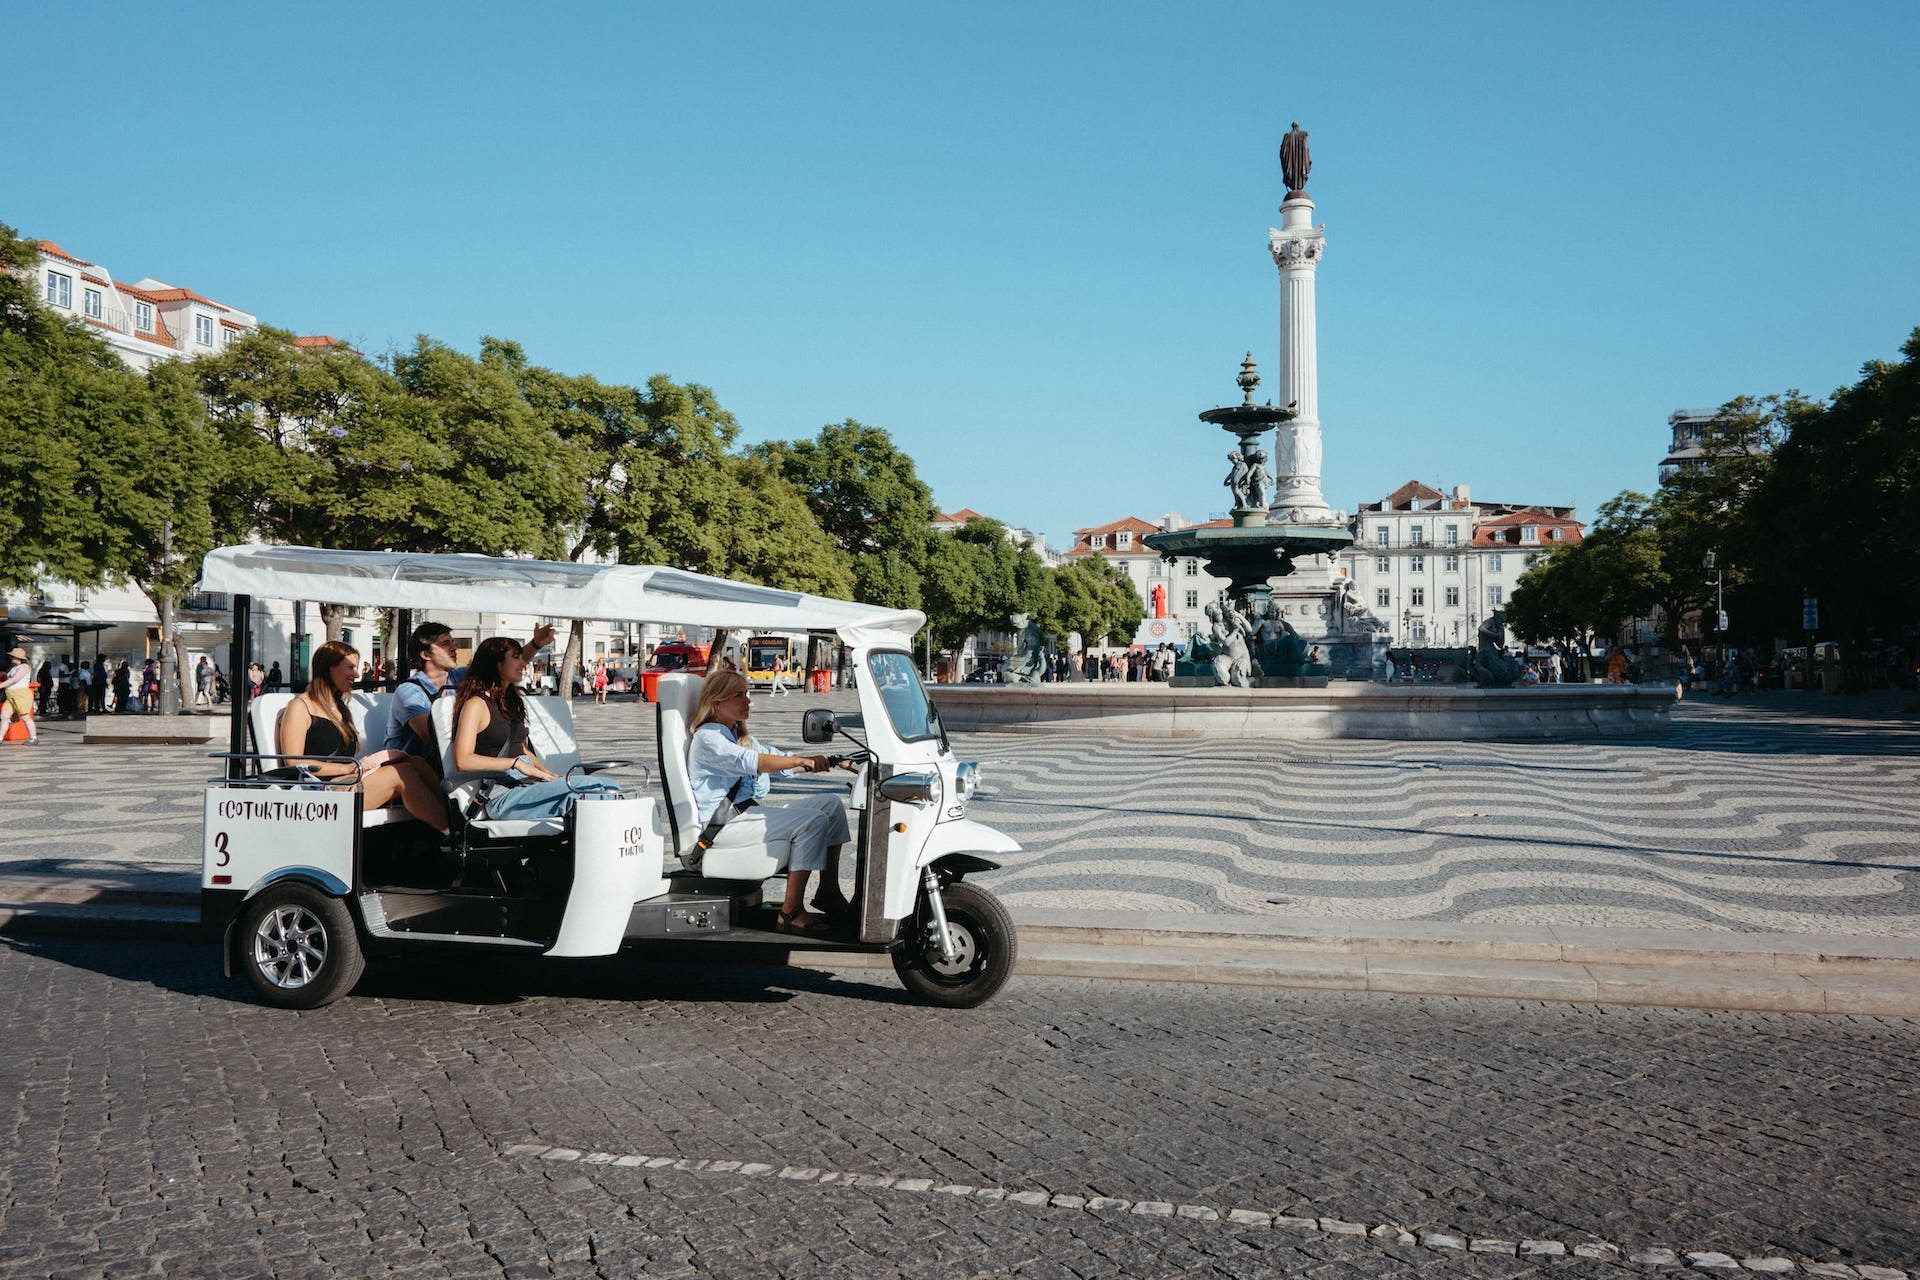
[1704,552,1725,674]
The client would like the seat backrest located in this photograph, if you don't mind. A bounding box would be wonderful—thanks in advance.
[345,691,394,759]
[430,696,465,785]
[654,672,703,857]
[523,696,582,773]
[248,692,297,764]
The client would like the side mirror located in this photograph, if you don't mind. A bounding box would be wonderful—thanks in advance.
[801,708,837,744]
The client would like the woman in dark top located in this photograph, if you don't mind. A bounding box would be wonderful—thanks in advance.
[279,641,448,831]
[451,637,619,819]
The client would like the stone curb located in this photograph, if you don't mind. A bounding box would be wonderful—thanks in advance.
[4,879,1915,1014]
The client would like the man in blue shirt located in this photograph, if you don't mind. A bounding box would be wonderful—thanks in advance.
[383,620,555,768]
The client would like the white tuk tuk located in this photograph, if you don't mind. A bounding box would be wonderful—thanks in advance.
[198,546,1020,1010]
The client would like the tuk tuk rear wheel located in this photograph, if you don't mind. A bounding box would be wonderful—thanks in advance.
[892,880,1016,1009]
[235,881,364,1010]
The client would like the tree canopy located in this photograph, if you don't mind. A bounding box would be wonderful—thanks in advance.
[752,420,937,610]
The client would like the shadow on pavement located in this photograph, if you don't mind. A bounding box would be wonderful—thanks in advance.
[0,931,915,1010]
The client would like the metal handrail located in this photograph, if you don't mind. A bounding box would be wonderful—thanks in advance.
[205,750,366,787]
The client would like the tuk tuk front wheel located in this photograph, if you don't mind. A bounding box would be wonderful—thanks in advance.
[892,880,1016,1009]
[235,882,364,1010]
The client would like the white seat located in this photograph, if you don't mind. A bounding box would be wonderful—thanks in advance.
[431,696,565,840]
[247,689,417,828]
[654,672,788,881]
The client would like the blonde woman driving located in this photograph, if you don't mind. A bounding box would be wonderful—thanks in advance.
[686,669,850,936]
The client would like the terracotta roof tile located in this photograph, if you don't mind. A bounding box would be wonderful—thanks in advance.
[36,241,86,266]
[936,507,990,524]
[135,285,225,310]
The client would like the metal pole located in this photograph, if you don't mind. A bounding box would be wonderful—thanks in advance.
[291,599,306,692]
[227,595,252,781]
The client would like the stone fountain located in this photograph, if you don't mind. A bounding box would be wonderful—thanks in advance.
[1144,355,1352,686]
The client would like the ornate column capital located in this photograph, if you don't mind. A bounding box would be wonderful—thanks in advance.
[1268,226,1326,269]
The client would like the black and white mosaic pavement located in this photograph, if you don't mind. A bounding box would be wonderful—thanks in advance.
[5,693,1918,936]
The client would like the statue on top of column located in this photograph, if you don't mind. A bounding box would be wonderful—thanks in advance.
[1280,121,1311,194]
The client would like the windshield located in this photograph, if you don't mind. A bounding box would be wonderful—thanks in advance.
[867,650,946,746]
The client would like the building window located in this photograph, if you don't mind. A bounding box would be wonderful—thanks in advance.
[1376,588,1391,608]
[1090,534,1106,550]
[1521,525,1539,544]
[1409,524,1426,545]
[1444,524,1459,546]
[1374,556,1389,574]
[45,271,72,309]
[195,314,214,346]
[1185,590,1199,610]
[1445,586,1460,607]
[1375,524,1390,546]
[223,327,238,347]
[1409,555,1425,574]
[1116,531,1132,550]
[1410,587,1426,608]
[83,288,103,319]
[1488,552,1503,572]
[1411,621,1427,643]
[1549,527,1565,541]
[1489,586,1503,605]
[1444,554,1459,572]
[135,301,153,332]
[1184,558,1198,576]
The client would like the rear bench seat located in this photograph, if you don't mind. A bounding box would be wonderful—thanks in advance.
[246,690,417,828]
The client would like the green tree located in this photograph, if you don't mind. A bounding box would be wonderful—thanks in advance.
[1746,331,1920,663]
[0,225,131,588]
[921,518,1061,655]
[389,337,589,560]
[1046,553,1145,647]
[752,419,937,610]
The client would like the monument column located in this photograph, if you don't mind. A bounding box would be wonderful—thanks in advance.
[1267,122,1333,523]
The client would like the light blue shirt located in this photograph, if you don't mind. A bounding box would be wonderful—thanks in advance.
[687,722,791,823]
[382,667,468,756]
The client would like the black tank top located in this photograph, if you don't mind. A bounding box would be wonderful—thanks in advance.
[472,697,528,763]
[301,711,350,758]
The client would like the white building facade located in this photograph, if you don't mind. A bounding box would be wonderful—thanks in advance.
[1334,481,1583,648]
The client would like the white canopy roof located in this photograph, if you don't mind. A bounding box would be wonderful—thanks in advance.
[200,546,925,647]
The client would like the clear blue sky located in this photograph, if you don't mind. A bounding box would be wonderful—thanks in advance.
[13,1,1918,548]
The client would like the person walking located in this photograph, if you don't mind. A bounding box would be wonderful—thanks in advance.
[194,656,213,707]
[74,657,92,715]
[1,647,37,743]
[592,658,609,705]
[769,653,790,696]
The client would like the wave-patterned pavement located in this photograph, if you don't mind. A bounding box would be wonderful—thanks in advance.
[7,694,1918,937]
[951,700,1920,936]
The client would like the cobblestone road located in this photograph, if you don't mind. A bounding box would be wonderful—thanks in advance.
[1,934,1915,1278]
[6,693,1918,937]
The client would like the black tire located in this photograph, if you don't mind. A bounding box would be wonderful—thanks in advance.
[234,881,365,1010]
[892,879,1016,1009]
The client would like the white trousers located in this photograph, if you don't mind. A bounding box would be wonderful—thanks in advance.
[705,793,850,872]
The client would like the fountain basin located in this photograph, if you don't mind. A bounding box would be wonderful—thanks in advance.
[929,682,1678,741]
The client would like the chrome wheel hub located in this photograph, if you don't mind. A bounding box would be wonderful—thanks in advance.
[254,905,328,989]
[927,919,978,977]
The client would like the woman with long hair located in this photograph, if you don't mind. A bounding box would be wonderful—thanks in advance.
[451,637,621,819]
[685,668,850,936]
[278,641,449,831]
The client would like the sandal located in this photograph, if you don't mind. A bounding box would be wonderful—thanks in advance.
[776,910,833,938]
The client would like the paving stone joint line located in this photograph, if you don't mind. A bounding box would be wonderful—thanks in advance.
[497,1141,1912,1278]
